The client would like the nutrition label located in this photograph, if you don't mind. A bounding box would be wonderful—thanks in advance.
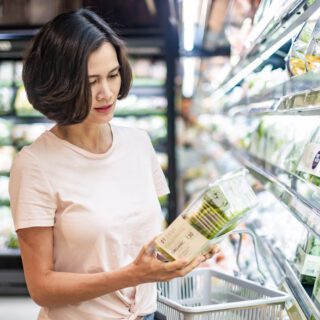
[155,216,210,261]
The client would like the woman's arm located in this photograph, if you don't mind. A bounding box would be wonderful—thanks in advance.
[18,227,137,307]
[18,227,204,308]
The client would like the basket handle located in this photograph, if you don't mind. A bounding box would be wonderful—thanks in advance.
[209,228,266,284]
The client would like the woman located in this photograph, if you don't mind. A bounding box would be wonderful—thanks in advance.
[9,8,217,320]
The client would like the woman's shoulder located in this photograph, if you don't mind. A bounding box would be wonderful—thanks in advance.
[13,130,52,167]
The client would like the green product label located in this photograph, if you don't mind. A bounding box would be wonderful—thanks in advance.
[296,246,320,277]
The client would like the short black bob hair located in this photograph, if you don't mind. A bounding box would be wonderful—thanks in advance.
[23,8,132,125]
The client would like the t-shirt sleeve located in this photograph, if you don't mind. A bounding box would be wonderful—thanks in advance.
[143,131,170,197]
[9,149,56,231]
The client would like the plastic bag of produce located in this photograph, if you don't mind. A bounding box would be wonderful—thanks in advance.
[313,270,320,308]
[306,17,320,73]
[155,169,257,262]
[295,234,320,285]
[286,18,317,76]
[296,125,320,187]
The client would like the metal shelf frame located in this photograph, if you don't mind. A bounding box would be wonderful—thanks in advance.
[212,1,320,102]
[115,110,166,117]
[130,85,166,97]
[224,73,320,117]
[209,136,320,319]
[221,140,320,240]
[251,227,320,320]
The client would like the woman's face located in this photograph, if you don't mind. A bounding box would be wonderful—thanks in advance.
[86,41,121,124]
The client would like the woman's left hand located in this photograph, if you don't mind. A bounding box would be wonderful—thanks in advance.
[202,244,220,261]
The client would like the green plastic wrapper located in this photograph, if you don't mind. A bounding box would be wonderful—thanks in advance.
[155,169,258,262]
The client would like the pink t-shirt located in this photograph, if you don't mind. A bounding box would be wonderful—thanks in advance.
[9,124,169,320]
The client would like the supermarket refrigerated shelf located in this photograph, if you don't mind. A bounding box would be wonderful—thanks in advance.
[0,248,20,257]
[226,101,320,117]
[1,115,53,124]
[124,35,165,58]
[130,85,165,97]
[114,109,166,117]
[0,200,10,206]
[252,228,320,320]
[212,1,320,101]
[221,141,320,240]
[225,73,320,113]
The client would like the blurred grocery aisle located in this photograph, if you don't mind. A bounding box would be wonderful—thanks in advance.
[0,297,40,320]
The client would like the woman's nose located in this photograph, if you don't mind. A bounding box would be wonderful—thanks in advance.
[97,82,112,101]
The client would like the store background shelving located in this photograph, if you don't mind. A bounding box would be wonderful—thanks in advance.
[176,1,320,319]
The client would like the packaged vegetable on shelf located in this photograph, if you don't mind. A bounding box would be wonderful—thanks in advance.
[0,119,12,146]
[13,61,23,86]
[313,269,320,309]
[0,206,17,250]
[280,117,318,173]
[0,87,14,115]
[286,17,317,77]
[0,62,15,86]
[306,17,320,73]
[14,85,43,117]
[296,124,320,187]
[155,169,257,262]
[294,234,320,285]
[248,117,270,159]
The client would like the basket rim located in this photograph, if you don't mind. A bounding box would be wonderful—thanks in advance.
[157,268,291,313]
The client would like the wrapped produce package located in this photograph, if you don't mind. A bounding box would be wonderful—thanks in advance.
[155,169,257,262]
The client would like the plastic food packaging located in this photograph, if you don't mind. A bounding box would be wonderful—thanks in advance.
[155,169,258,262]
[296,125,320,187]
[286,19,317,76]
[306,17,320,73]
[294,234,320,285]
[313,269,320,308]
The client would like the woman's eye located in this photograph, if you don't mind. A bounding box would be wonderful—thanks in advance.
[89,79,97,85]
[109,73,119,79]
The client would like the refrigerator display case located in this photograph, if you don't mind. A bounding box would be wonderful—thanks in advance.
[178,1,320,319]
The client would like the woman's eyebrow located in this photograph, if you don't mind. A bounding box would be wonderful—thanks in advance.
[88,66,120,78]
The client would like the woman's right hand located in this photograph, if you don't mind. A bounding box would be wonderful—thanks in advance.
[130,238,206,284]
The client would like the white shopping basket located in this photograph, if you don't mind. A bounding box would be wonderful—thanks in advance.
[157,268,290,320]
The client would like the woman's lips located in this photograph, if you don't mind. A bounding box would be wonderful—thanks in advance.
[94,105,112,113]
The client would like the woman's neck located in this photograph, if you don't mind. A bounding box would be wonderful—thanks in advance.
[51,123,113,154]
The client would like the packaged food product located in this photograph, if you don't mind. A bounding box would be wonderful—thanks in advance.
[286,19,316,76]
[0,62,14,86]
[14,85,42,117]
[312,269,320,309]
[306,18,320,73]
[248,117,268,159]
[0,119,12,146]
[155,169,257,262]
[294,234,320,285]
[0,206,16,250]
[0,87,14,115]
[282,117,318,174]
[296,125,320,187]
